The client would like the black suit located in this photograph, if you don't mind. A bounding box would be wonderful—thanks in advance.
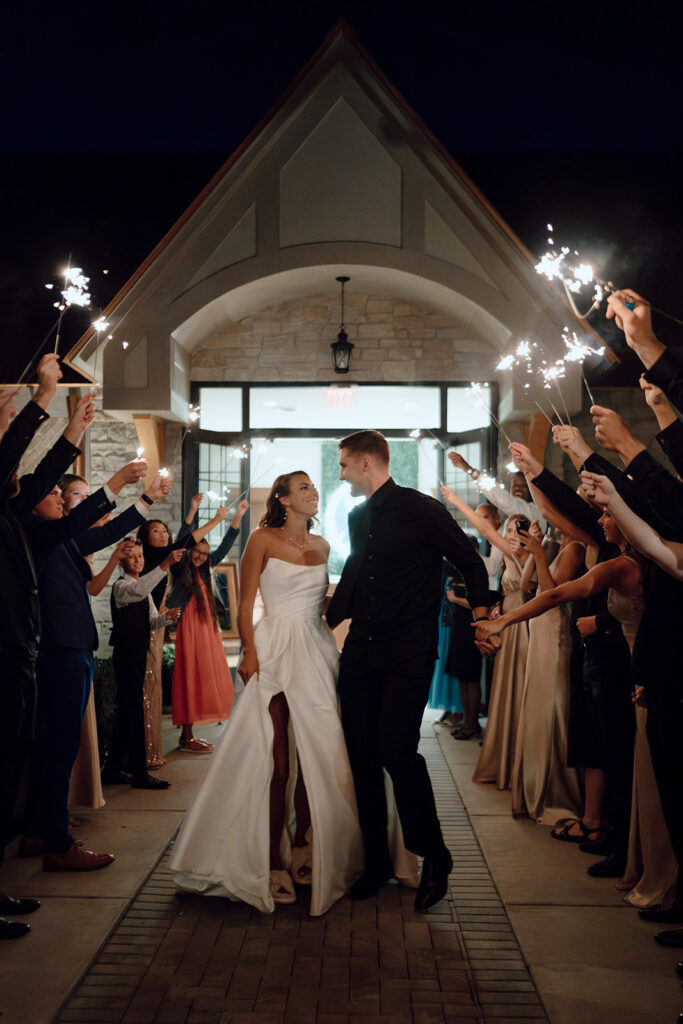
[328,478,489,868]
[0,402,80,859]
[20,492,147,852]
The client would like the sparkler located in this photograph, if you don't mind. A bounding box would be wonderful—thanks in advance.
[561,330,604,406]
[136,446,145,458]
[17,258,94,383]
[53,260,91,354]
[466,382,513,445]
[535,233,683,328]
[180,404,201,446]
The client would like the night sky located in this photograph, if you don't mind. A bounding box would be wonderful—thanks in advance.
[2,0,681,382]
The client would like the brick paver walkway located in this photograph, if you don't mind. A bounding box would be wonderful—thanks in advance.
[55,734,548,1024]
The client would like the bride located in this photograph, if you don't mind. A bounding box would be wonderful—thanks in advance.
[170,471,417,916]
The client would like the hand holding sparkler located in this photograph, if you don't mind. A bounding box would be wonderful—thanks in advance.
[590,405,644,462]
[552,424,593,465]
[148,471,172,501]
[32,353,63,411]
[231,499,249,528]
[63,392,97,446]
[579,471,617,508]
[448,451,472,474]
[106,458,148,496]
[605,289,665,368]
[508,442,543,478]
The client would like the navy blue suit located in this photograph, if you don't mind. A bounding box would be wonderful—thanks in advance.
[21,492,147,852]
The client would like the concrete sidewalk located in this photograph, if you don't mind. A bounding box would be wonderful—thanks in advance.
[0,714,680,1023]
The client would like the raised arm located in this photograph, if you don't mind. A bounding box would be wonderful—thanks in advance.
[236,530,268,683]
[1,354,62,488]
[606,289,666,371]
[441,485,513,557]
[15,392,96,513]
[509,442,597,551]
[474,557,635,642]
[87,539,135,596]
[581,471,683,581]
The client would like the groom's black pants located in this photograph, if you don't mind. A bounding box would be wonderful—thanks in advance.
[338,647,444,868]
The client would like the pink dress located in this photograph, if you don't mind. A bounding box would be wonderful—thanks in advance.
[172,580,234,726]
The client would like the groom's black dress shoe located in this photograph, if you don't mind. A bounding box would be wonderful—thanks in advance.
[654,929,683,948]
[0,918,30,939]
[639,903,683,924]
[414,848,453,911]
[0,896,40,915]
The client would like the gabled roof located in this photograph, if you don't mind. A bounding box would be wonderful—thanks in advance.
[66,17,614,377]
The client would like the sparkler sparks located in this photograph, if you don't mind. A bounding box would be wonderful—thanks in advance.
[92,315,110,332]
[466,381,513,445]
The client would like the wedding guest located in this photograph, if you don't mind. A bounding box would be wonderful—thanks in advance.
[441,485,530,766]
[510,440,635,873]
[69,532,131,812]
[509,523,584,824]
[136,493,229,767]
[104,541,182,789]
[578,472,678,908]
[428,565,464,729]
[0,355,85,936]
[166,501,248,753]
[19,464,169,871]
[552,418,683,940]
[448,450,548,531]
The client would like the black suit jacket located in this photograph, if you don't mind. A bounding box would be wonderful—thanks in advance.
[327,478,489,663]
[21,491,146,651]
[0,402,80,655]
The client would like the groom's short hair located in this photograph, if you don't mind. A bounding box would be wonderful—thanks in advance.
[338,430,390,464]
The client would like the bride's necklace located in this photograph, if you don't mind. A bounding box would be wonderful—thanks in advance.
[281,527,310,550]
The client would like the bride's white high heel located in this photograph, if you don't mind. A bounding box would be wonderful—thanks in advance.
[269,869,297,904]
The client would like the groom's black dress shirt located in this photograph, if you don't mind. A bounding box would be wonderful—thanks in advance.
[327,478,489,662]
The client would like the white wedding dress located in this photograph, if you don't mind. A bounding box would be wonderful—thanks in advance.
[170,558,415,916]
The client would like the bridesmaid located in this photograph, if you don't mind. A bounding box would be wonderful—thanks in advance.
[137,494,235,766]
[441,486,530,778]
[472,518,530,781]
[167,501,248,752]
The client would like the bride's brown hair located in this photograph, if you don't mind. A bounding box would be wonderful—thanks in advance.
[260,472,315,531]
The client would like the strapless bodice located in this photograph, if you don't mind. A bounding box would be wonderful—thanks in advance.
[258,558,328,620]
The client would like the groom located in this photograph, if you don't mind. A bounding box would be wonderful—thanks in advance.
[327,430,490,910]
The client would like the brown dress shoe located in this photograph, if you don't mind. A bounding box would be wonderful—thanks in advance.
[43,842,114,872]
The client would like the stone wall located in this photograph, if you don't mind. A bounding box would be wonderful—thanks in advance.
[191,292,498,382]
